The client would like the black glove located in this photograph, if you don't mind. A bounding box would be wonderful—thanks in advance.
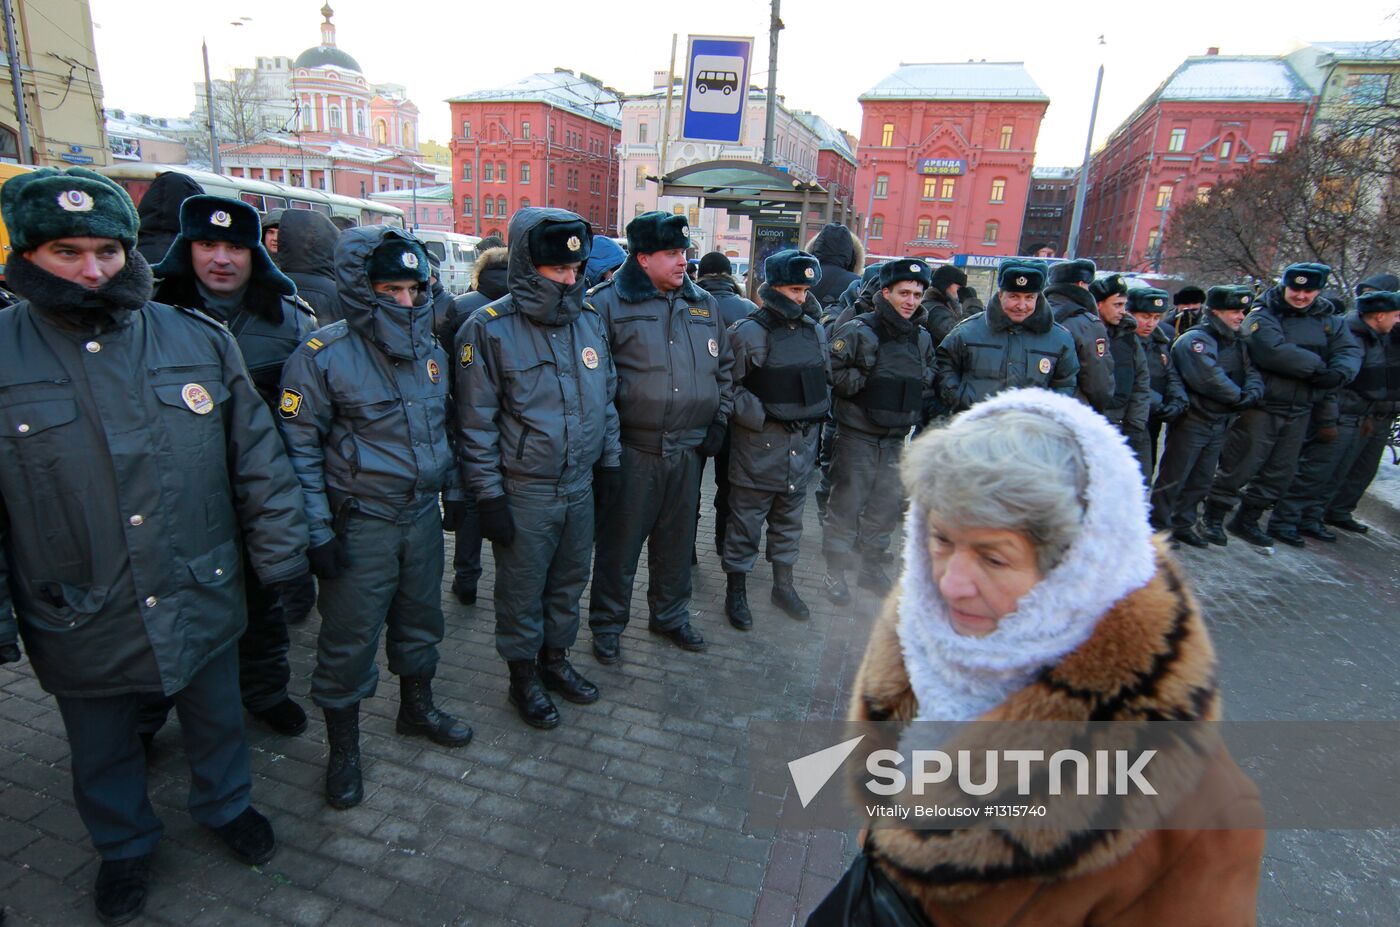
[0,641,20,665]
[1311,369,1347,390]
[308,536,350,579]
[698,422,727,457]
[441,499,468,532]
[478,495,516,546]
[594,466,623,510]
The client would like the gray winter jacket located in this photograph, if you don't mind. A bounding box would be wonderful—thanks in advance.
[1104,315,1151,431]
[1244,287,1361,414]
[1046,282,1115,413]
[937,293,1079,412]
[277,209,341,322]
[277,227,454,546]
[830,294,935,438]
[1172,312,1264,419]
[698,274,758,328]
[454,208,621,499]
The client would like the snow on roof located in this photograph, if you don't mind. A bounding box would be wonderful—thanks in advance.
[370,183,452,202]
[860,62,1049,102]
[793,111,856,162]
[1306,40,1400,62]
[447,71,622,128]
[105,118,178,143]
[1032,166,1077,180]
[1157,56,1312,102]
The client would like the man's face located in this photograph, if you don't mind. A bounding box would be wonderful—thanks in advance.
[883,281,925,318]
[1177,301,1203,316]
[1368,309,1400,336]
[372,279,425,308]
[263,227,279,253]
[25,237,126,289]
[1214,308,1247,331]
[1284,286,1318,310]
[999,290,1038,323]
[1098,294,1128,326]
[637,248,688,292]
[946,282,961,300]
[1132,311,1163,337]
[192,240,253,296]
[537,262,582,285]
[772,283,810,304]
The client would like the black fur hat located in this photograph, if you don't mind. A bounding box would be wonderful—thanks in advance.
[764,249,822,287]
[1356,291,1400,315]
[1048,258,1096,286]
[1,166,140,253]
[626,211,691,254]
[526,216,592,266]
[151,195,294,296]
[1088,273,1128,303]
[931,264,968,291]
[368,235,430,283]
[1173,285,1206,305]
[879,258,933,289]
[997,261,1045,294]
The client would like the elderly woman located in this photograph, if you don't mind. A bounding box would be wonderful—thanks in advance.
[816,388,1263,926]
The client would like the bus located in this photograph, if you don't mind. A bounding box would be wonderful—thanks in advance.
[0,162,35,275]
[413,229,482,295]
[97,164,405,230]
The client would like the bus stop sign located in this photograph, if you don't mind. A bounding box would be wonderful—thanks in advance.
[681,35,754,144]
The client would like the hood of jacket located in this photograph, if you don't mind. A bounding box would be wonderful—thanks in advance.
[583,233,626,289]
[505,207,590,326]
[152,245,295,324]
[334,225,436,360]
[8,248,154,334]
[612,253,709,304]
[698,274,743,299]
[276,209,340,279]
[805,223,863,272]
[1111,312,1139,338]
[985,290,1054,334]
[471,246,510,300]
[1045,281,1099,321]
[135,172,204,258]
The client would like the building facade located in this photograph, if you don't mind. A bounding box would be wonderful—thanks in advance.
[1018,166,1077,257]
[1287,41,1400,127]
[371,184,454,232]
[1076,51,1314,271]
[447,70,622,239]
[106,112,189,165]
[854,62,1049,260]
[0,0,108,166]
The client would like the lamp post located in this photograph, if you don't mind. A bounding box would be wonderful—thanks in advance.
[201,18,251,176]
[1066,36,1107,260]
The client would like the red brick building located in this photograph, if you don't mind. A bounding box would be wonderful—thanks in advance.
[854,62,1049,259]
[1076,51,1315,271]
[1018,167,1077,257]
[447,70,622,239]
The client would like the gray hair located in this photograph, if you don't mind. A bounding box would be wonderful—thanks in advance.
[901,410,1088,574]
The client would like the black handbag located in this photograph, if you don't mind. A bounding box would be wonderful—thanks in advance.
[805,850,937,927]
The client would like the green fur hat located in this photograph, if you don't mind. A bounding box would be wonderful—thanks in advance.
[997,261,1045,294]
[1,166,140,252]
[626,211,691,254]
[764,249,822,287]
[1127,287,1172,314]
[1206,285,1254,311]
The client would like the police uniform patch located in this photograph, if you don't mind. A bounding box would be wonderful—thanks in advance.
[832,338,846,352]
[1154,298,1164,308]
[1293,275,1307,285]
[58,190,94,212]
[707,338,719,358]
[1250,322,1260,333]
[182,383,214,415]
[567,236,582,252]
[402,251,419,270]
[1191,341,1205,353]
[1016,276,1028,287]
[1095,338,1107,357]
[426,359,441,383]
[306,337,325,351]
[582,346,599,369]
[909,262,922,272]
[279,388,303,418]
[459,343,475,367]
[1038,357,1053,375]
[1241,295,1251,305]
[688,306,711,318]
[211,210,232,228]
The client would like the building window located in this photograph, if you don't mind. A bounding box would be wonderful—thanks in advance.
[635,165,647,189]
[935,217,950,240]
[1219,137,1233,159]
[634,203,646,218]
[1155,184,1173,208]
[1196,185,1213,204]
[880,123,894,147]
[522,120,531,140]
[356,110,365,136]
[462,196,473,216]
[983,220,999,244]
[1270,130,1288,153]
[462,162,472,182]
[483,197,493,217]
[1345,73,1390,105]
[497,196,507,216]
[1147,228,1161,251]
[916,217,931,240]
[549,164,556,187]
[483,162,494,182]
[497,162,507,183]
[330,107,342,130]
[999,125,1013,150]
[520,163,531,183]
[461,120,471,138]
[688,206,700,225]
[869,215,884,239]
[990,179,1006,203]
[922,177,937,199]
[874,174,889,198]
[728,214,741,231]
[1168,128,1186,152]
[940,177,956,200]
[520,198,531,209]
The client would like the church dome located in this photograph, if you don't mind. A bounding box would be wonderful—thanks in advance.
[294,45,361,72]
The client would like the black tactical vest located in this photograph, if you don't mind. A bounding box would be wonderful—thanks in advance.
[743,315,830,422]
[854,310,924,429]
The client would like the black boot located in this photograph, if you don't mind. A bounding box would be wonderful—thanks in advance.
[250,697,308,736]
[725,572,753,630]
[857,559,892,594]
[397,675,473,747]
[823,569,851,605]
[508,660,561,729]
[770,563,809,620]
[1199,503,1229,546]
[94,853,152,925]
[1266,524,1305,548]
[451,576,477,605]
[322,704,364,810]
[1171,528,1210,549]
[1227,506,1273,547]
[211,806,276,866]
[539,647,600,704]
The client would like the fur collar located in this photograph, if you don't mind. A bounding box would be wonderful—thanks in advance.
[1045,282,1099,320]
[155,272,289,324]
[613,255,708,304]
[7,249,153,333]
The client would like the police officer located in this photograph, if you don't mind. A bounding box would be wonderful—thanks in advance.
[822,259,936,604]
[587,212,732,663]
[0,168,305,923]
[722,249,830,629]
[1099,286,1153,472]
[148,195,316,738]
[278,227,472,811]
[916,264,967,426]
[815,264,883,523]
[1150,286,1263,545]
[454,208,620,729]
[1130,289,1188,483]
[1204,263,1362,547]
[1326,274,1400,533]
[937,261,1080,413]
[1045,258,1115,414]
[1269,290,1400,544]
[1163,286,1207,341]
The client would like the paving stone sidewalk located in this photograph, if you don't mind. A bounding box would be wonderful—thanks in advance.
[2,469,1399,926]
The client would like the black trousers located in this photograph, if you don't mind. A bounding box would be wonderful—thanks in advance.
[452,491,483,589]
[1208,407,1311,513]
[1271,416,1366,531]
[1152,411,1231,530]
[1326,413,1394,520]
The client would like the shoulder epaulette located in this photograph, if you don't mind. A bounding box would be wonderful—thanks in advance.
[291,295,317,318]
[476,301,516,323]
[168,302,229,333]
[300,319,350,355]
[582,301,600,316]
[586,279,615,298]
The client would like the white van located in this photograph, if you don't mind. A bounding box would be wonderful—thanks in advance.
[413,230,482,295]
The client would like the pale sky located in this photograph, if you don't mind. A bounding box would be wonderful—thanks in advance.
[94,0,1398,166]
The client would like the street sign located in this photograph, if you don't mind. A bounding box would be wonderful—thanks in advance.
[681,35,754,144]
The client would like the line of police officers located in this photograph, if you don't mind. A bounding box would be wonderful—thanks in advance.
[3,168,1399,924]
